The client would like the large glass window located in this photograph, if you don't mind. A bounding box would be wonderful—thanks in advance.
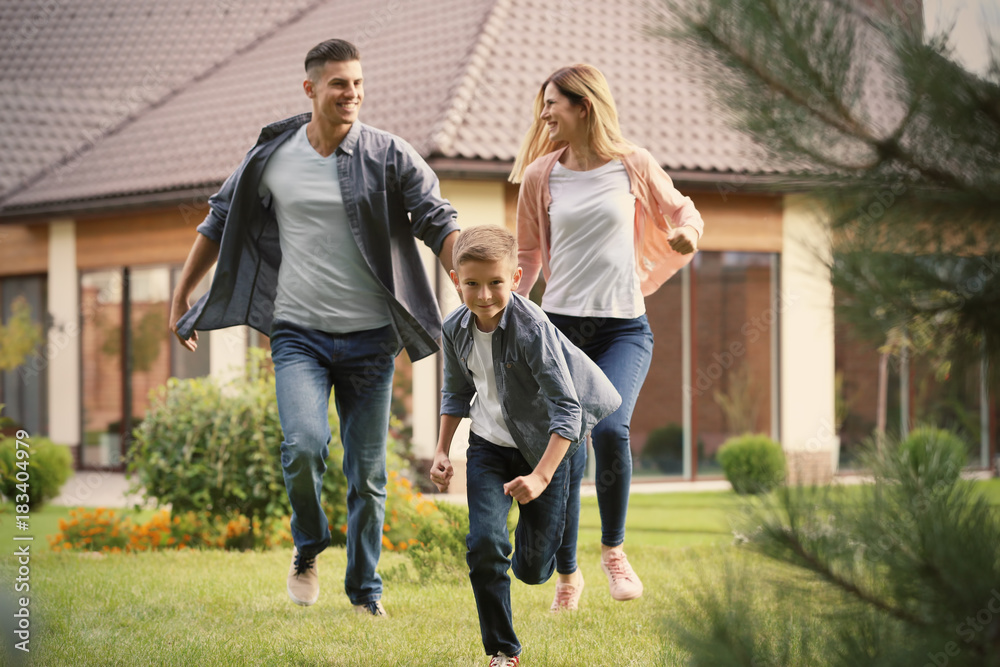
[836,318,989,469]
[692,252,776,476]
[0,276,48,436]
[81,265,202,469]
[632,269,685,477]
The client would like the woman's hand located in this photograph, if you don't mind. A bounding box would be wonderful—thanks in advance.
[667,226,698,255]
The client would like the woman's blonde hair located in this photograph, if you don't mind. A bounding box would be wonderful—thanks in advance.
[509,64,635,183]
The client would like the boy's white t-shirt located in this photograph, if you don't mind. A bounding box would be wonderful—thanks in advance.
[542,159,645,318]
[467,322,517,449]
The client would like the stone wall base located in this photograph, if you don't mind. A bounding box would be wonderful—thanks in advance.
[785,450,834,486]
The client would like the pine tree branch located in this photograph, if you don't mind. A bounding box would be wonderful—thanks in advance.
[760,0,866,136]
[766,526,930,629]
[668,0,980,193]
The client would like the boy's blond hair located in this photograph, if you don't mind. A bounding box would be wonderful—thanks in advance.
[452,226,518,272]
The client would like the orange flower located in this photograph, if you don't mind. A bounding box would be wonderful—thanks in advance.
[383,523,390,533]
[381,535,393,549]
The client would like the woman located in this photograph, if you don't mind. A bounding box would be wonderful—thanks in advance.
[510,64,703,610]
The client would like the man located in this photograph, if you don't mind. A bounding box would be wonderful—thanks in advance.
[169,38,459,617]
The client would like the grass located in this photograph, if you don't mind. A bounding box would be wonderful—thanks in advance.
[1,480,997,666]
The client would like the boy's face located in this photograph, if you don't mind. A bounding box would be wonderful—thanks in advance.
[451,258,522,332]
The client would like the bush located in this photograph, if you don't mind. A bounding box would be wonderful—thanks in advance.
[47,507,296,554]
[641,424,684,474]
[894,426,967,492]
[128,351,286,547]
[405,501,470,583]
[717,433,785,495]
[130,348,432,551]
[0,435,73,509]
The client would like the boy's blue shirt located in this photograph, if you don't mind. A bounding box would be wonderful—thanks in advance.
[441,293,622,468]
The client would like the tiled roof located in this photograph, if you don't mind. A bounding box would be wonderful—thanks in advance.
[1,0,776,214]
[0,0,324,204]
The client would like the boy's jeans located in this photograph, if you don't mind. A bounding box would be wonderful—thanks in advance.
[270,319,398,606]
[466,432,572,657]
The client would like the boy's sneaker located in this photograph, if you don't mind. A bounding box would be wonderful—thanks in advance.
[550,571,584,612]
[353,600,387,617]
[287,547,319,606]
[601,550,643,601]
[489,653,520,667]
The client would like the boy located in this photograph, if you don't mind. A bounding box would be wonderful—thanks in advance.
[430,226,621,666]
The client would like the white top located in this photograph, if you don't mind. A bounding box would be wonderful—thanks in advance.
[542,159,645,318]
[468,323,517,449]
[260,124,391,333]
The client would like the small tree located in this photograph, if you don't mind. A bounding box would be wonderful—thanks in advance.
[0,296,44,372]
[673,430,1000,666]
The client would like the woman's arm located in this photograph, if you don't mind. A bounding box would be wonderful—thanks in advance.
[641,149,704,242]
[515,169,543,297]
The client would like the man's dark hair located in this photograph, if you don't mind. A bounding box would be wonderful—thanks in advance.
[305,39,361,76]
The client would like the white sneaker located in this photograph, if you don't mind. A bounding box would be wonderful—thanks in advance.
[489,652,520,667]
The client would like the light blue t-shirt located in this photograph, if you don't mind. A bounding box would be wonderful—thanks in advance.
[259,124,391,333]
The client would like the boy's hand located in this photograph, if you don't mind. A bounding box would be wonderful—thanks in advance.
[430,452,454,492]
[503,472,548,504]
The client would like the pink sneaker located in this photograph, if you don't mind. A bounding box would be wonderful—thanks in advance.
[601,551,643,601]
[550,571,584,612]
[489,653,519,667]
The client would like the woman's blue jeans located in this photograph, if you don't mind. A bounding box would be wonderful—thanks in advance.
[466,433,572,657]
[546,313,654,552]
[269,319,398,606]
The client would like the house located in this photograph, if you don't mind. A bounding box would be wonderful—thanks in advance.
[1,0,991,491]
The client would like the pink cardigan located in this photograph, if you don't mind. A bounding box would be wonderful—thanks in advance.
[515,146,704,298]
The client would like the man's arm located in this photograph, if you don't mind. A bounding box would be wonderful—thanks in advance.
[502,432,571,504]
[437,229,458,275]
[394,139,460,263]
[169,234,220,351]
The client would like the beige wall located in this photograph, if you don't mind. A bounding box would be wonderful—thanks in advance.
[47,219,81,447]
[780,196,837,469]
[408,180,507,492]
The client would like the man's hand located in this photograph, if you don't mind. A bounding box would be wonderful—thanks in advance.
[430,451,454,492]
[667,226,698,255]
[169,296,198,352]
[503,472,548,504]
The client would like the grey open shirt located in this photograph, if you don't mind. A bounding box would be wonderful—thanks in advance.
[441,293,622,468]
[176,114,459,361]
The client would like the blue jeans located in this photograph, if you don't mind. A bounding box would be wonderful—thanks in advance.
[270,319,399,606]
[466,433,572,657]
[546,313,654,549]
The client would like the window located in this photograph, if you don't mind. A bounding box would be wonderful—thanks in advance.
[0,276,48,436]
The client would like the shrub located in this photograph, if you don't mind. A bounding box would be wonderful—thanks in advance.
[128,352,287,547]
[130,348,430,551]
[0,435,73,509]
[641,424,684,474]
[894,426,967,493]
[47,508,296,554]
[405,501,470,583]
[717,433,785,495]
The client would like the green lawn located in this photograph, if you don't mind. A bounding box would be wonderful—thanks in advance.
[1,480,997,666]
